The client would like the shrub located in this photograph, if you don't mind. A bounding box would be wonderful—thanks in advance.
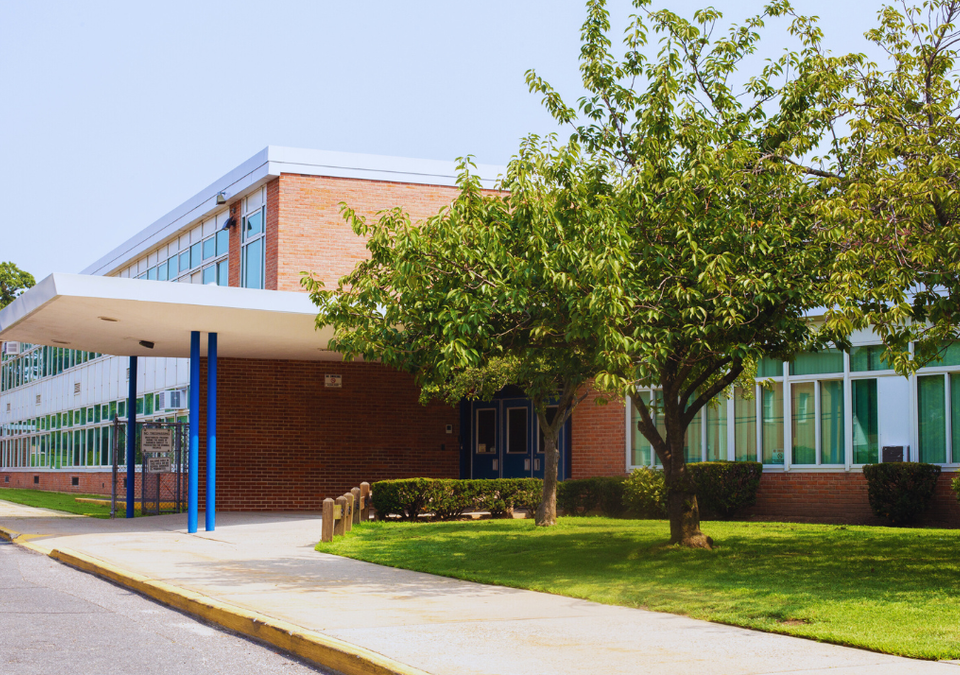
[863,462,942,525]
[953,475,960,503]
[687,461,763,520]
[557,476,627,517]
[371,478,434,521]
[476,478,542,517]
[623,467,666,518]
[508,478,544,515]
[430,479,484,520]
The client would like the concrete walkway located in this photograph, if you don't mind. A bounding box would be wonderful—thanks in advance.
[1,501,957,675]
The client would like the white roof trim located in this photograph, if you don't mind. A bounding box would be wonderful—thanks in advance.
[0,273,337,361]
[82,146,505,278]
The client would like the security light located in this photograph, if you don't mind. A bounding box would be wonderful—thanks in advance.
[216,191,227,205]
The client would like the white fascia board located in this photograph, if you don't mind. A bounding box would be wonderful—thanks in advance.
[264,146,504,189]
[0,274,60,335]
[82,147,507,279]
[82,148,272,277]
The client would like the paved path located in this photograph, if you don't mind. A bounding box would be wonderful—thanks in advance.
[1,500,957,675]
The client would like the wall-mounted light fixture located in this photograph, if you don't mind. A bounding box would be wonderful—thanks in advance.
[221,216,237,231]
[216,191,227,205]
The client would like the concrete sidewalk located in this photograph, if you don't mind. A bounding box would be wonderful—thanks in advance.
[1,501,957,675]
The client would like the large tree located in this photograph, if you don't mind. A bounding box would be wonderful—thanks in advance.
[806,0,960,371]
[304,144,633,527]
[523,0,839,546]
[0,262,35,309]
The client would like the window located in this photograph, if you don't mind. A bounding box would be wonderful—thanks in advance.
[852,379,878,463]
[242,188,266,289]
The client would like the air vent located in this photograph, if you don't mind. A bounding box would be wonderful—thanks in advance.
[5,403,9,412]
[158,389,187,411]
[74,382,81,395]
[71,476,79,487]
[126,368,130,380]
[1,342,20,356]
[35,394,41,405]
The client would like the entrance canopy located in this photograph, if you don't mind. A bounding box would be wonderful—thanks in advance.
[0,273,336,359]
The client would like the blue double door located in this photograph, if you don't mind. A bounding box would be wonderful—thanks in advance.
[467,398,569,480]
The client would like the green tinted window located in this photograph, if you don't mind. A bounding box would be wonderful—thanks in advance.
[852,379,879,464]
[851,345,889,372]
[757,357,783,377]
[929,342,960,367]
[790,349,844,376]
[918,375,946,463]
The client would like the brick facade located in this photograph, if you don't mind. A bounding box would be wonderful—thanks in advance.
[570,388,627,479]
[192,357,459,510]
[274,174,464,291]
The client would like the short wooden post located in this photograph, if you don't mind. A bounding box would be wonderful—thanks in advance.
[360,482,371,521]
[334,496,347,536]
[344,492,355,533]
[321,498,335,543]
[351,487,361,525]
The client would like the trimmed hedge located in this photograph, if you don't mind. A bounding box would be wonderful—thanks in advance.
[558,476,628,517]
[371,464,762,522]
[687,461,763,520]
[863,462,941,525]
[371,478,542,521]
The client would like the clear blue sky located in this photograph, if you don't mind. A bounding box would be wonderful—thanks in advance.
[1,1,880,280]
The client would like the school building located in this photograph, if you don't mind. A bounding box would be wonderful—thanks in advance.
[1,146,958,526]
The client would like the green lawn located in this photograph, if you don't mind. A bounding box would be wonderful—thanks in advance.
[319,518,960,660]
[0,487,114,518]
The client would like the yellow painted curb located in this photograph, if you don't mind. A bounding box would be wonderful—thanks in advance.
[48,548,431,675]
[0,526,19,542]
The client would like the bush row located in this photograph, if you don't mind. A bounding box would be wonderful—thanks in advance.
[373,461,764,522]
[371,478,542,521]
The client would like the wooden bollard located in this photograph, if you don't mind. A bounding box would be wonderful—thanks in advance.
[360,482,371,521]
[334,496,347,536]
[351,487,361,525]
[344,493,355,533]
[321,498,335,543]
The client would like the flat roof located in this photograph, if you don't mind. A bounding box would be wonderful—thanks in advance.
[83,146,505,277]
[0,274,338,360]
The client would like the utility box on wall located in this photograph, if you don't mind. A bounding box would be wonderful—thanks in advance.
[881,445,907,463]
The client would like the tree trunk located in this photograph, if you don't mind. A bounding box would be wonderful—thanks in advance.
[662,448,713,549]
[535,434,560,526]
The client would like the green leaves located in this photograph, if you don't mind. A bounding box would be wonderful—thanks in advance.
[0,262,35,309]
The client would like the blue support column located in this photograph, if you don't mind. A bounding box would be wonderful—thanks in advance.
[205,333,217,532]
[188,331,200,534]
[126,356,137,519]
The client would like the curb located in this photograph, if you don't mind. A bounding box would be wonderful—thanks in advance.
[0,526,17,542]
[46,547,431,675]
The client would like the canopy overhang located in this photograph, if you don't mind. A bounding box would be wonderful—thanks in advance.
[0,273,337,360]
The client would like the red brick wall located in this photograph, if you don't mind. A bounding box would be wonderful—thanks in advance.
[274,174,465,292]
[194,358,459,510]
[0,471,181,500]
[746,470,960,527]
[570,387,627,478]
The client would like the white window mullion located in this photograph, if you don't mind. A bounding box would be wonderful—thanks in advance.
[726,394,735,461]
[945,373,953,465]
[844,353,853,471]
[814,381,822,466]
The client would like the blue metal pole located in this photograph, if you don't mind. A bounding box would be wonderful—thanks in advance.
[126,356,137,519]
[205,332,217,532]
[188,331,200,534]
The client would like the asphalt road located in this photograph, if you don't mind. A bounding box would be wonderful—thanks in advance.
[0,541,331,675]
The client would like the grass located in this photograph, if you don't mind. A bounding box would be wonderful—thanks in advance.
[0,487,115,518]
[318,518,960,660]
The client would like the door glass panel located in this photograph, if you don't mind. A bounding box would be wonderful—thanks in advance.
[476,409,496,455]
[792,382,816,464]
[820,380,844,464]
[852,379,879,464]
[507,408,528,454]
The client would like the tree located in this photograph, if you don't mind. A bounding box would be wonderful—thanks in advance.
[808,1,960,372]
[304,144,633,526]
[524,0,841,546]
[0,262,35,309]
